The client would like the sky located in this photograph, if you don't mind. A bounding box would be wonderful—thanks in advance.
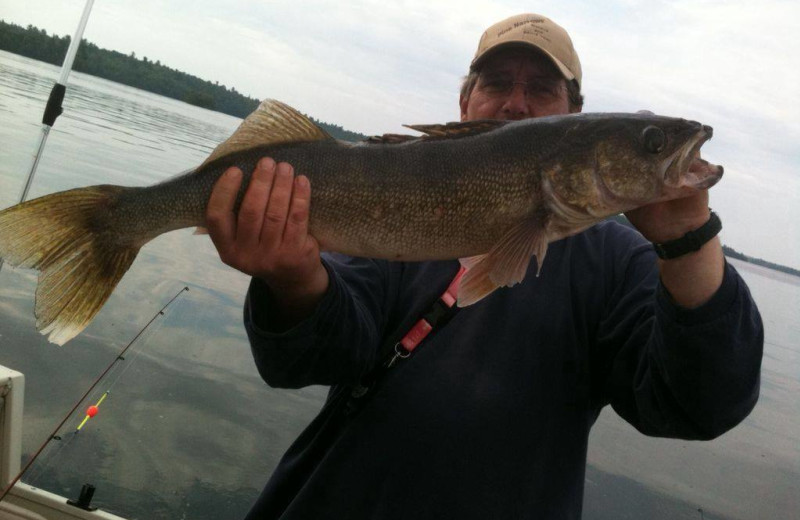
[2,0,799,269]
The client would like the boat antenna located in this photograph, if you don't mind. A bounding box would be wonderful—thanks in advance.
[0,0,96,274]
[20,0,96,202]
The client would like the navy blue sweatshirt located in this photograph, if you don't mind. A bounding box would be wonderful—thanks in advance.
[243,221,763,520]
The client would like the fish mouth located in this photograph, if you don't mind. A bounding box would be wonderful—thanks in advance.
[687,156,724,189]
[665,124,724,190]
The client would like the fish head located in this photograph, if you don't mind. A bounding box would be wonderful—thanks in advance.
[595,113,723,205]
[542,113,723,220]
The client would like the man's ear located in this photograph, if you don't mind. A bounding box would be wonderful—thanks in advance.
[459,94,469,121]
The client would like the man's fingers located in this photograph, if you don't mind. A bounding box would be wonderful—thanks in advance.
[284,175,312,249]
[261,162,295,247]
[206,167,243,249]
[237,158,276,246]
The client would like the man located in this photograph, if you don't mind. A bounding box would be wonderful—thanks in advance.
[206,14,763,520]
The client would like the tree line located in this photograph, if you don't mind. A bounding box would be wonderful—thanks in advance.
[0,20,366,141]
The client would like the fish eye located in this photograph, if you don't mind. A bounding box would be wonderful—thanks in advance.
[642,126,666,154]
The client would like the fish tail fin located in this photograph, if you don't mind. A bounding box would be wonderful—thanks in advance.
[0,185,139,345]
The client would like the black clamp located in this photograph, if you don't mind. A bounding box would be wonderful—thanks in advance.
[67,483,97,511]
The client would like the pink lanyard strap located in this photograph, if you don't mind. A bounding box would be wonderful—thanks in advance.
[387,266,467,367]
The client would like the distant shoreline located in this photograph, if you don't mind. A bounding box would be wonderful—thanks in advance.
[720,247,800,278]
[607,215,799,278]
[0,20,367,142]
[2,20,796,278]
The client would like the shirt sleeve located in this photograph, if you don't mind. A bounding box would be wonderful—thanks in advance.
[244,254,399,389]
[596,234,764,440]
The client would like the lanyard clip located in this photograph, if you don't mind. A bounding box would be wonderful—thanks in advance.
[386,342,411,368]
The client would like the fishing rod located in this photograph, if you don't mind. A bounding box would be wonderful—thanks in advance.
[0,0,95,273]
[0,286,189,504]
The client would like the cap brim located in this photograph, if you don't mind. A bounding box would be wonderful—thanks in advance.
[471,41,576,83]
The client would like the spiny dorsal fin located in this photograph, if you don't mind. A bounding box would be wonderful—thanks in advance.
[404,119,510,139]
[364,133,419,145]
[199,99,332,169]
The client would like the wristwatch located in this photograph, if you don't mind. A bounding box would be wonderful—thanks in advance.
[652,210,722,260]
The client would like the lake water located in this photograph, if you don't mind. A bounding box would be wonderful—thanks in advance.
[0,50,797,519]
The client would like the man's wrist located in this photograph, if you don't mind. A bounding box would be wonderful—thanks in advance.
[652,210,721,260]
[260,262,330,326]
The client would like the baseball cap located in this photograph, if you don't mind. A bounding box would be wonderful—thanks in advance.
[470,14,582,89]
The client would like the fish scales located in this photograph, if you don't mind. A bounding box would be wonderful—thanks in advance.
[123,133,541,260]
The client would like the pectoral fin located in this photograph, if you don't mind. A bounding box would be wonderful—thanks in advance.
[457,217,550,306]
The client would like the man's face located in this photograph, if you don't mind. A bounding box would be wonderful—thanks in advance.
[460,49,578,122]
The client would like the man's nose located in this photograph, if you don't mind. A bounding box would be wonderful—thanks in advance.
[501,83,531,119]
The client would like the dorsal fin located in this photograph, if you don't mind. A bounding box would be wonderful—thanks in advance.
[364,133,419,145]
[403,119,510,139]
[361,120,509,147]
[199,99,332,168]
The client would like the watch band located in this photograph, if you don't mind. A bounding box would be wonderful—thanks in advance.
[652,210,722,260]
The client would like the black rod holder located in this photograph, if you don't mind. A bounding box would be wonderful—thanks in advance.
[67,483,97,511]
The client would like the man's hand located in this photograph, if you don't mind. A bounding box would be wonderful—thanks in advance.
[206,157,329,321]
[625,190,711,244]
[625,190,724,308]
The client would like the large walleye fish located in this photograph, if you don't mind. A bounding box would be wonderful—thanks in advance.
[0,100,722,345]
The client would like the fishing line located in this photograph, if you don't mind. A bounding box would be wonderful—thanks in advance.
[0,286,189,504]
[25,284,190,487]
[23,428,77,487]
[24,391,108,486]
[25,305,175,486]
